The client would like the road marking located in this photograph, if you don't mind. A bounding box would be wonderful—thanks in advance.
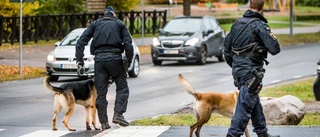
[0,129,5,131]
[99,126,170,137]
[19,130,71,137]
[293,75,303,79]
[270,80,281,84]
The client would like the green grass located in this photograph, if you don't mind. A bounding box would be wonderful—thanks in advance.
[260,78,316,101]
[131,77,320,126]
[294,6,320,14]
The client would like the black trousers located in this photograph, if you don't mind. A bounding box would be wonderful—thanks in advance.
[94,60,129,123]
[227,73,267,137]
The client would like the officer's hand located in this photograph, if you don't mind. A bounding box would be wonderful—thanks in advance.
[77,61,84,68]
[76,61,85,76]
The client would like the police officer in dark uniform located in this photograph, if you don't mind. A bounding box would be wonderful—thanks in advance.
[75,6,134,130]
[224,0,281,136]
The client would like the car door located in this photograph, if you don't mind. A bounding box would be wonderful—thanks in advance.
[208,18,224,55]
[202,18,216,56]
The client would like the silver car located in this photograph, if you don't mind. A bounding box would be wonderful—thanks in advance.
[46,28,140,81]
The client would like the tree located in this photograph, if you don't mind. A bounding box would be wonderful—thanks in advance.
[37,0,86,14]
[0,0,40,16]
[183,0,191,16]
[106,0,140,11]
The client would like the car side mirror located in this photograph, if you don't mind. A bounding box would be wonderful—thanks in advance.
[54,41,61,47]
[207,29,214,35]
[203,29,214,36]
[159,28,163,33]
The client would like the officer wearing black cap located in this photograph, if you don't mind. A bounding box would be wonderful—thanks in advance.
[75,6,134,130]
[224,0,281,136]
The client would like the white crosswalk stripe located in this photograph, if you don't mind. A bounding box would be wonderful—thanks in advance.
[19,130,71,137]
[99,126,170,137]
[0,126,171,137]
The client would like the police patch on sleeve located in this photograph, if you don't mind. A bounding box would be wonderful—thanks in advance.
[265,26,270,31]
[270,32,277,40]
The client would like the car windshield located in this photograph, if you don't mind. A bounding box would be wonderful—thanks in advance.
[163,18,201,33]
[60,32,81,46]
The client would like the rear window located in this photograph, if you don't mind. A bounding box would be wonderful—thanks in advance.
[163,18,201,33]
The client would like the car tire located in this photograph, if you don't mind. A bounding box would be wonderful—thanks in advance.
[217,47,225,62]
[196,46,207,65]
[128,57,140,77]
[49,76,59,82]
[153,59,162,66]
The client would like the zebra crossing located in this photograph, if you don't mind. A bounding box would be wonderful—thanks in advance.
[2,126,320,137]
[19,130,72,137]
[0,126,171,137]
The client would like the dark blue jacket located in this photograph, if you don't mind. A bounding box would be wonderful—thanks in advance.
[224,10,281,77]
[75,13,133,63]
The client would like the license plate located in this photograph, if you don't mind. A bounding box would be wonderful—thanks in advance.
[61,64,77,69]
[163,49,178,54]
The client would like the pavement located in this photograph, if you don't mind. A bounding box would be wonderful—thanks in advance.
[0,19,319,137]
[92,25,320,137]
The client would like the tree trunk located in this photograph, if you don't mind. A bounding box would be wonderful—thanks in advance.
[183,0,191,16]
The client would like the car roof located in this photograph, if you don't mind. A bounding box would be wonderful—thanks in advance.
[173,15,216,20]
[71,28,86,33]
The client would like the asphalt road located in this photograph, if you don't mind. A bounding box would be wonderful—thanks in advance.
[0,43,320,137]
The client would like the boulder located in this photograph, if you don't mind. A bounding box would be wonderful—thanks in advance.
[260,95,306,125]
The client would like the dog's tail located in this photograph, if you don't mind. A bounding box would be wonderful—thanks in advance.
[178,74,201,100]
[43,75,62,94]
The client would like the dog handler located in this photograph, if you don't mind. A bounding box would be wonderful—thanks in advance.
[224,0,281,137]
[75,6,134,130]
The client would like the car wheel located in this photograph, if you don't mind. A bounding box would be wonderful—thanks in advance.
[153,59,162,66]
[128,57,140,77]
[196,46,207,65]
[49,76,59,82]
[217,47,225,62]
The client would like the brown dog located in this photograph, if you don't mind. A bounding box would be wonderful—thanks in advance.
[178,74,250,137]
[43,76,99,131]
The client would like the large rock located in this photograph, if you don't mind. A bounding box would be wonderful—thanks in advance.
[260,95,306,125]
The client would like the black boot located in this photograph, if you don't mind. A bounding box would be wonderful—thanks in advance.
[112,112,129,126]
[258,132,280,137]
[226,134,240,137]
[101,122,110,130]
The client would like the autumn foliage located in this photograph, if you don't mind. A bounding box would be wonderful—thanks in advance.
[0,65,45,82]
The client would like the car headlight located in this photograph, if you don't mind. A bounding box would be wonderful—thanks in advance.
[152,38,160,47]
[185,38,199,46]
[47,54,56,62]
[87,55,94,62]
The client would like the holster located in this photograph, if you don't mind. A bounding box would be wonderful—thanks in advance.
[123,56,128,72]
[248,68,265,93]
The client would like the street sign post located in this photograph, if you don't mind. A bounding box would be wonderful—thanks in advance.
[10,0,34,76]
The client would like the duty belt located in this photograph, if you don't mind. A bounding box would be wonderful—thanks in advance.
[96,52,121,55]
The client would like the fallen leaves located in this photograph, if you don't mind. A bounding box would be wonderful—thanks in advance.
[0,65,46,82]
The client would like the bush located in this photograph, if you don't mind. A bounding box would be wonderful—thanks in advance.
[296,0,320,7]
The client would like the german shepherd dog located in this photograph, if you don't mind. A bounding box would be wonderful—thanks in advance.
[43,76,99,131]
[178,74,250,137]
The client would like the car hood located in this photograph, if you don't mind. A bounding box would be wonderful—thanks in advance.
[53,46,91,58]
[158,32,196,41]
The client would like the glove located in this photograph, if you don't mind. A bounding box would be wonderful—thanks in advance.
[77,61,84,67]
[76,61,85,76]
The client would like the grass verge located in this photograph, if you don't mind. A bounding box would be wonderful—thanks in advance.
[130,77,320,126]
[0,65,46,82]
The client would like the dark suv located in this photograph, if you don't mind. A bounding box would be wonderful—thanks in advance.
[151,15,226,65]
